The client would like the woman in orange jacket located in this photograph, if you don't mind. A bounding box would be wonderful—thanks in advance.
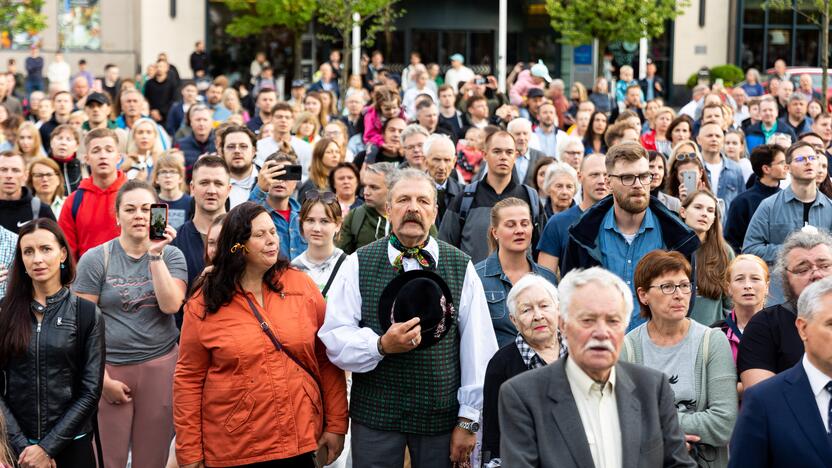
[174,202,348,468]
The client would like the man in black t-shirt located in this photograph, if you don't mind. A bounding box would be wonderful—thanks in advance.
[737,228,832,390]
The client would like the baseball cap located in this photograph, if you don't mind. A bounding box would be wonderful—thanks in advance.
[449,53,465,64]
[527,88,545,99]
[291,79,306,88]
[85,92,111,106]
[530,60,552,83]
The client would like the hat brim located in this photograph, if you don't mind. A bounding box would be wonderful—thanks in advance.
[378,269,455,349]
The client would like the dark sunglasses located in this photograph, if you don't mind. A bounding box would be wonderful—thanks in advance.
[306,190,337,204]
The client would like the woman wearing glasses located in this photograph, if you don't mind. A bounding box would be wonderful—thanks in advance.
[679,190,734,326]
[27,157,67,216]
[666,141,714,203]
[622,250,737,468]
[298,138,344,203]
[291,191,346,298]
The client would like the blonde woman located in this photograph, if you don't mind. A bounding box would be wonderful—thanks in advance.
[125,117,165,180]
[222,88,250,123]
[293,111,321,145]
[14,121,46,164]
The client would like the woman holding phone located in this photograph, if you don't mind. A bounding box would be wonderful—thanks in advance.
[666,141,713,203]
[73,180,187,468]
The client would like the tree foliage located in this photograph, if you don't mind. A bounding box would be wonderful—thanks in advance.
[545,0,689,45]
[0,0,47,39]
[316,0,403,91]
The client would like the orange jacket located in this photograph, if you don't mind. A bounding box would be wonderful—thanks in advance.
[174,269,348,467]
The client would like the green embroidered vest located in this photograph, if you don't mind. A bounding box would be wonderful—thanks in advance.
[351,237,469,435]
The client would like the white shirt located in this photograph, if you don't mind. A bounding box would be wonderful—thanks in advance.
[318,237,499,421]
[445,66,476,94]
[704,158,723,194]
[802,354,832,433]
[565,357,623,468]
[229,166,259,208]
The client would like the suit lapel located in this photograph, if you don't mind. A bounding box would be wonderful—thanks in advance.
[547,360,596,467]
[782,364,832,461]
[615,365,642,468]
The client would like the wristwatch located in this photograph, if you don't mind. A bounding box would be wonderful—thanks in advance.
[148,253,163,262]
[456,420,480,433]
[377,336,387,356]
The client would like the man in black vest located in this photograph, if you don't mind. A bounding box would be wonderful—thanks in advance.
[319,169,498,468]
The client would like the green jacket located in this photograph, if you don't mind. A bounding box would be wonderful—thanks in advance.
[337,204,437,254]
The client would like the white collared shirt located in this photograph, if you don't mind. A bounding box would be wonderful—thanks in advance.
[565,357,623,468]
[318,237,499,421]
[803,354,832,433]
[229,166,259,208]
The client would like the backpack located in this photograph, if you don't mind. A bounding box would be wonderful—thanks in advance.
[458,181,541,230]
[71,188,86,221]
[349,207,367,239]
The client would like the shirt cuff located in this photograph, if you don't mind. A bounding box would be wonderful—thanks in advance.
[367,333,383,360]
[458,404,480,422]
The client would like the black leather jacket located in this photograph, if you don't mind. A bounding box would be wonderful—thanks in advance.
[0,288,105,457]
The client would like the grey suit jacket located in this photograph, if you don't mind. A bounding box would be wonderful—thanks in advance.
[499,359,695,468]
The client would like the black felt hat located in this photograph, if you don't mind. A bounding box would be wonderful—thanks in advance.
[378,269,455,349]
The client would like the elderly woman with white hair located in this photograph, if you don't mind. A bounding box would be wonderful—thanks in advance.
[542,161,578,217]
[481,273,561,466]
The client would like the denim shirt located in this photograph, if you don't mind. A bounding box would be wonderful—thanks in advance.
[474,251,558,348]
[702,155,746,212]
[598,207,664,330]
[250,187,307,260]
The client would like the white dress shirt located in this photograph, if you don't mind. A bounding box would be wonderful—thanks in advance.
[229,166,258,208]
[318,237,499,422]
[565,357,623,468]
[803,354,832,433]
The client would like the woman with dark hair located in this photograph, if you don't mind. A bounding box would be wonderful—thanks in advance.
[529,156,555,200]
[666,115,694,149]
[174,202,348,468]
[73,179,187,468]
[680,190,734,326]
[0,218,105,467]
[582,110,608,155]
[648,150,681,213]
[298,138,344,203]
[328,161,362,216]
[816,154,832,199]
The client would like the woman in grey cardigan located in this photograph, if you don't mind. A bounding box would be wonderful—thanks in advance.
[621,250,738,468]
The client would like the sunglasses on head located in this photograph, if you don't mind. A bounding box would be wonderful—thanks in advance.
[675,152,698,163]
[306,190,337,204]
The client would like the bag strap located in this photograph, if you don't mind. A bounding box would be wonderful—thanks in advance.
[71,188,86,221]
[524,184,541,228]
[722,312,743,339]
[243,294,327,427]
[350,207,366,238]
[321,253,348,298]
[98,240,113,298]
[75,297,104,468]
[458,180,479,228]
[30,196,41,221]
[702,326,712,364]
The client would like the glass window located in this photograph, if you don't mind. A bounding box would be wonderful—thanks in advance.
[441,32,467,65]
[794,29,819,66]
[743,0,766,25]
[767,29,791,68]
[470,31,494,68]
[412,30,439,64]
[768,4,793,25]
[741,28,765,71]
[58,0,101,50]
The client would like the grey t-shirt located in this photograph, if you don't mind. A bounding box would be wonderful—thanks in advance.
[641,319,706,414]
[73,240,187,365]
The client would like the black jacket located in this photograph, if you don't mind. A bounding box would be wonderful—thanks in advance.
[639,75,665,99]
[482,342,529,463]
[436,177,462,228]
[724,179,781,254]
[0,186,55,233]
[0,289,105,457]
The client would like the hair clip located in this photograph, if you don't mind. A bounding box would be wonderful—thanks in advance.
[230,243,249,254]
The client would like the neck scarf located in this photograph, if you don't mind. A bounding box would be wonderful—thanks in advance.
[389,234,436,272]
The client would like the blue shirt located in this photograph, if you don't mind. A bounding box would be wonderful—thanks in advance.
[160,194,193,229]
[598,208,664,330]
[515,151,531,183]
[537,204,583,273]
[250,187,307,260]
[534,127,558,157]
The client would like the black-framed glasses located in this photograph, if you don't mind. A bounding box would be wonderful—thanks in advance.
[305,190,337,204]
[648,282,693,295]
[785,262,832,277]
[608,172,653,186]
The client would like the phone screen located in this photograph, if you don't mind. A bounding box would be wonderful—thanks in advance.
[150,204,168,240]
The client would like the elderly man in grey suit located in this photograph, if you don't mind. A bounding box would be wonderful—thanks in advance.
[498,267,695,468]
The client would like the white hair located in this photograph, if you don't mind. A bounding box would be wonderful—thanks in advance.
[558,267,632,328]
[797,275,832,321]
[506,274,559,318]
[423,133,455,156]
[556,134,584,159]
[401,123,430,144]
[507,117,532,133]
[386,167,437,203]
[542,162,578,194]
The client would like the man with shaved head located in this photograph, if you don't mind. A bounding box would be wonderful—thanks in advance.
[425,134,461,225]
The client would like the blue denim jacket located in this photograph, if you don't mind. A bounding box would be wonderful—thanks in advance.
[702,155,746,212]
[474,251,558,348]
[250,187,307,260]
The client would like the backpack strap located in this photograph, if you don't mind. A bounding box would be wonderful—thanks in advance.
[99,240,113,298]
[458,181,479,229]
[350,207,367,238]
[71,188,86,221]
[524,184,541,228]
[30,196,41,221]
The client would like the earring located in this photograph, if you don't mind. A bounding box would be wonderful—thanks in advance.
[60,262,65,270]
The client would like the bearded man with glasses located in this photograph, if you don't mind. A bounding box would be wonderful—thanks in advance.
[562,142,700,330]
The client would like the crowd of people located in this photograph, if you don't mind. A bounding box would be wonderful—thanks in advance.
[0,42,830,468]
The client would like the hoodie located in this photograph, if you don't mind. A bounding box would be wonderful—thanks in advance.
[0,187,56,233]
[58,172,126,261]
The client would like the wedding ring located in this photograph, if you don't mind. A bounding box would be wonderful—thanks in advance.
[411,338,417,346]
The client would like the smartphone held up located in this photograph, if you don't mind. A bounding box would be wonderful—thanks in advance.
[150,203,168,240]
